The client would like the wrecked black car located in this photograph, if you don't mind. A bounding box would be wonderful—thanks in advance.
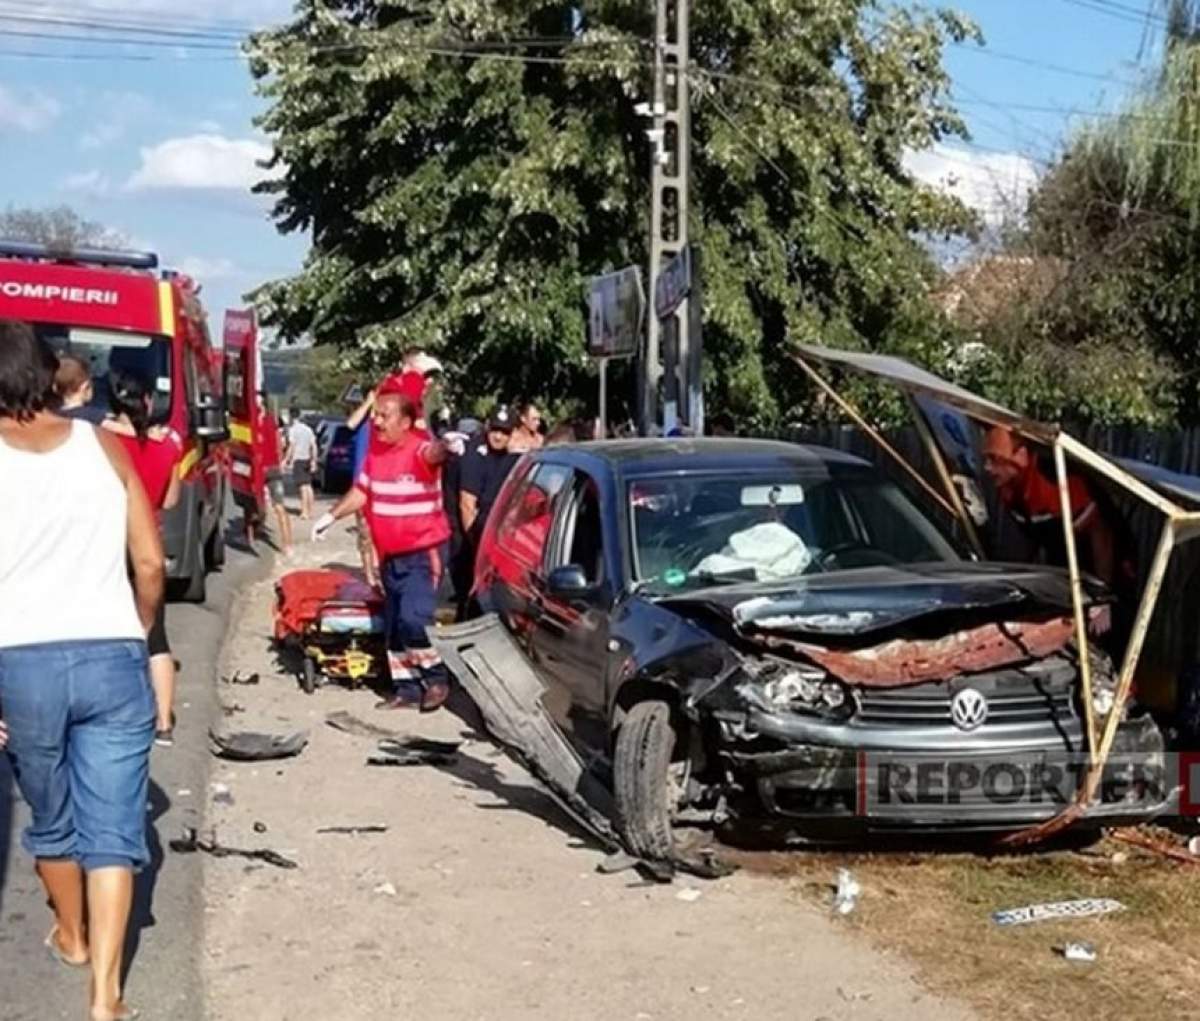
[448,439,1172,854]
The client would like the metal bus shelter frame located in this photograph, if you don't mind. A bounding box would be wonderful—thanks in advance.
[794,344,1200,843]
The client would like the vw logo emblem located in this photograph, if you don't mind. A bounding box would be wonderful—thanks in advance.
[950,688,989,732]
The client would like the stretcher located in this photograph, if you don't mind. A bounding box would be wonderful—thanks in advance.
[273,569,386,693]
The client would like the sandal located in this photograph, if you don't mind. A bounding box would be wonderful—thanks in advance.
[44,927,88,968]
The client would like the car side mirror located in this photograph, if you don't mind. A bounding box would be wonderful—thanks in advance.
[546,564,591,599]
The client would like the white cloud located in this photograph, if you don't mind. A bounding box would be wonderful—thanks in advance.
[127,134,276,192]
[60,169,112,197]
[175,255,238,280]
[904,144,1040,227]
[0,84,62,133]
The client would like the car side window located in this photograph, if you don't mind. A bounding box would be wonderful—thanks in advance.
[497,462,571,573]
[557,472,605,584]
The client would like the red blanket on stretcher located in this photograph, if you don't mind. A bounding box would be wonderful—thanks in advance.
[273,569,383,641]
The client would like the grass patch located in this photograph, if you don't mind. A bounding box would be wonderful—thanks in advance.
[730,829,1200,1021]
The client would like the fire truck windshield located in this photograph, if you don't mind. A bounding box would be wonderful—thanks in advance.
[36,324,172,422]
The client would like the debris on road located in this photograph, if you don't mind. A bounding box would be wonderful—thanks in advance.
[372,881,397,897]
[253,821,268,834]
[221,703,246,716]
[676,887,702,903]
[991,898,1125,927]
[209,729,309,762]
[211,782,235,806]
[222,671,261,686]
[317,825,389,835]
[1110,826,1200,866]
[833,868,860,916]
[325,710,400,740]
[169,827,298,870]
[1058,941,1098,963]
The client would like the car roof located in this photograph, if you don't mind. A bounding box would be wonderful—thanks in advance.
[536,437,873,476]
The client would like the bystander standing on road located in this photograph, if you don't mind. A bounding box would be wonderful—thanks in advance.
[0,318,163,1021]
[284,407,318,521]
[346,386,380,588]
[312,389,455,711]
[457,407,521,616]
[509,400,544,453]
[53,355,107,425]
[101,369,184,748]
[258,392,294,559]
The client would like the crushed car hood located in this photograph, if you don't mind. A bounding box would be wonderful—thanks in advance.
[656,562,1103,638]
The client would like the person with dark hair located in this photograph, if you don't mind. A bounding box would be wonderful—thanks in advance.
[102,369,184,747]
[708,411,736,437]
[545,421,577,446]
[0,318,164,1021]
[312,388,454,711]
[53,354,106,425]
[510,400,544,453]
[284,406,318,521]
[257,392,294,559]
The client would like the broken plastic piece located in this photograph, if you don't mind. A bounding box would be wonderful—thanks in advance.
[316,825,389,835]
[366,750,458,767]
[1059,941,1098,963]
[992,898,1125,926]
[221,671,260,686]
[833,868,860,915]
[168,827,297,869]
[209,729,309,762]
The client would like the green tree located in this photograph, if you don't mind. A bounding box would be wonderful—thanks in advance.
[964,0,1200,428]
[249,1,977,428]
[0,205,126,249]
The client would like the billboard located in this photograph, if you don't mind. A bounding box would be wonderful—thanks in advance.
[587,266,644,359]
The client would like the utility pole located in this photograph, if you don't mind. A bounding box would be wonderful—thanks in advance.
[640,0,692,436]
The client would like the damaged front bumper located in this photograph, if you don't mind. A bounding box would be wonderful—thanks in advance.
[714,710,1176,833]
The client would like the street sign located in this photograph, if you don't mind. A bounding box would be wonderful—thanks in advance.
[341,382,364,405]
[587,266,644,359]
[654,245,693,320]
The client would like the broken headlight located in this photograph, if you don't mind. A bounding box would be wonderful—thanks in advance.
[760,667,855,721]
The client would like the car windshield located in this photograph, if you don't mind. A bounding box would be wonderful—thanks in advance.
[36,322,171,421]
[629,469,963,593]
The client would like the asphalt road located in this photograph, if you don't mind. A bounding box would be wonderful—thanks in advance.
[0,524,270,1021]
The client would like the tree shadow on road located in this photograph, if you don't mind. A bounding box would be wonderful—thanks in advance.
[121,779,170,986]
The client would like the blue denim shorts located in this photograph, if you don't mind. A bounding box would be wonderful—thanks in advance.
[0,639,154,870]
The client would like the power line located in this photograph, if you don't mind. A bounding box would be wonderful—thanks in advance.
[1058,0,1169,28]
[950,40,1143,87]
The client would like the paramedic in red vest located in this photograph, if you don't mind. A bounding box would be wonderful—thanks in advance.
[311,388,452,711]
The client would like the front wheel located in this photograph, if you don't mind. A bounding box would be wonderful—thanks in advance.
[614,700,678,860]
[301,656,318,695]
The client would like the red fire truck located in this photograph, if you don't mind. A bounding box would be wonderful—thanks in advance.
[223,308,266,524]
[0,240,228,601]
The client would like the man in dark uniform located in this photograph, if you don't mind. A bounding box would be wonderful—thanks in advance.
[458,407,521,616]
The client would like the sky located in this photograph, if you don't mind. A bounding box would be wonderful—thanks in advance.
[0,0,1177,332]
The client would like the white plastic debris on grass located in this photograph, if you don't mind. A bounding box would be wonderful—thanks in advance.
[992,898,1125,927]
[833,868,860,915]
[1060,941,1098,963]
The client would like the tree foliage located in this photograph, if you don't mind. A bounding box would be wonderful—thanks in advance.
[966,0,1200,428]
[0,205,125,249]
[249,0,977,427]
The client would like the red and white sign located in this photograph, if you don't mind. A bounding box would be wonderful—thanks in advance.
[0,258,165,334]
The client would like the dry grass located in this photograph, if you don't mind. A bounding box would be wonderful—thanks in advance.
[729,830,1200,1021]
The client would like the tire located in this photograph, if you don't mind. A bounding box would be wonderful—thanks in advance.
[204,516,226,571]
[181,536,207,603]
[614,700,678,860]
[301,656,318,695]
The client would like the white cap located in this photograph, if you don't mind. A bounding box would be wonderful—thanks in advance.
[410,352,444,376]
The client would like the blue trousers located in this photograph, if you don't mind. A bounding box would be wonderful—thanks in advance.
[381,547,448,691]
[0,639,154,870]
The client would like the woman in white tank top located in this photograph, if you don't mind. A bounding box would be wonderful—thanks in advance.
[0,319,164,1021]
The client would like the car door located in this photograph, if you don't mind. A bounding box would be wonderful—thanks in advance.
[529,468,613,760]
[484,461,571,643]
